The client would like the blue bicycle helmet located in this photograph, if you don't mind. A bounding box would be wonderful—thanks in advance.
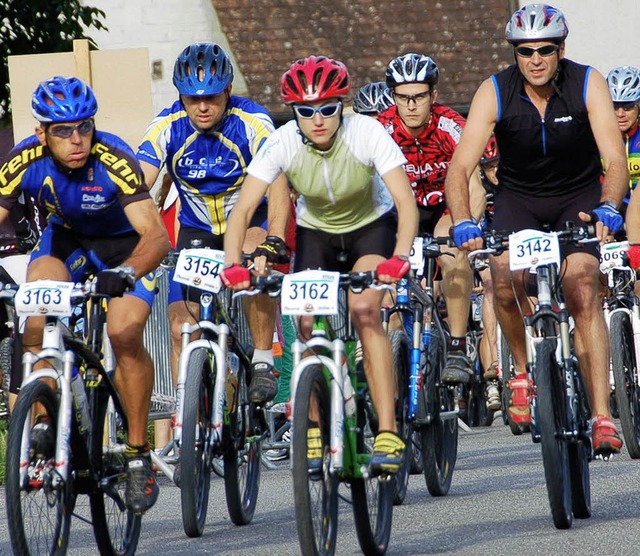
[31,76,98,123]
[173,42,234,96]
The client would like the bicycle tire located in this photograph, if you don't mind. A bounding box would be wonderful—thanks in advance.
[409,430,424,474]
[535,339,572,529]
[389,330,411,506]
[292,365,338,556]
[6,379,73,555]
[0,336,12,414]
[421,331,458,496]
[224,354,261,525]
[351,388,393,555]
[180,348,213,537]
[90,376,142,555]
[610,311,640,458]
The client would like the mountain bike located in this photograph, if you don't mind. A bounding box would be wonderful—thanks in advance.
[470,222,595,529]
[382,234,458,501]
[251,269,394,555]
[5,278,140,555]
[600,240,640,458]
[162,246,261,538]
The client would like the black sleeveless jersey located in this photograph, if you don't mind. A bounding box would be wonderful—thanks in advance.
[492,59,602,196]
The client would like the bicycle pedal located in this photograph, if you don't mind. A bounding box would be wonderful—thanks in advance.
[595,452,614,462]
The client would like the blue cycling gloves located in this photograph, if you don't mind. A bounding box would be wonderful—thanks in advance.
[590,201,623,233]
[451,219,482,248]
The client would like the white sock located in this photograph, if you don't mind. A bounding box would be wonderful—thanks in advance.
[252,349,274,366]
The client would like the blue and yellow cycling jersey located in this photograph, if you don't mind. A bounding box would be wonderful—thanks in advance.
[136,96,274,235]
[0,131,150,236]
[625,120,640,201]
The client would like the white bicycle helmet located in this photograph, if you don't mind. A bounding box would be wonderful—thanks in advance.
[505,4,568,44]
[385,53,439,88]
[352,82,395,114]
[606,66,640,103]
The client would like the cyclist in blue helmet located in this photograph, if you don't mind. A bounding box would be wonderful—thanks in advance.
[138,43,290,440]
[0,75,171,513]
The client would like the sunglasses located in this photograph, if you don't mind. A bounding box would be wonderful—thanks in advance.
[292,102,342,119]
[47,119,95,139]
[515,44,560,58]
[393,90,431,106]
[613,101,638,111]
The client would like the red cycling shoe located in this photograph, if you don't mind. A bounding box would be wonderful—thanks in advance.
[592,415,623,456]
[508,377,532,426]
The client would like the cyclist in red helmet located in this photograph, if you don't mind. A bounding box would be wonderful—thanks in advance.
[222,55,418,476]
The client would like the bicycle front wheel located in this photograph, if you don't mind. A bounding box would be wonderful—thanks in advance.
[421,331,458,496]
[351,388,393,555]
[292,365,339,556]
[90,376,141,555]
[224,354,261,525]
[535,339,572,529]
[6,379,73,556]
[389,330,411,505]
[610,311,640,458]
[180,348,213,537]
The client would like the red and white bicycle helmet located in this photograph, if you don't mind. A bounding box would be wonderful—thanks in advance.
[505,4,569,44]
[280,56,351,104]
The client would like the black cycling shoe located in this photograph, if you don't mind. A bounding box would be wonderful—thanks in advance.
[249,362,278,405]
[441,351,473,385]
[30,416,55,463]
[125,454,159,515]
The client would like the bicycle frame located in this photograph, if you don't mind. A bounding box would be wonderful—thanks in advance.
[174,292,230,449]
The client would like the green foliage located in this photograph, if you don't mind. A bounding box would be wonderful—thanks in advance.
[0,420,7,485]
[0,0,107,123]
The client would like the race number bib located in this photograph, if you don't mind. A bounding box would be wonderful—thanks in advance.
[409,237,425,274]
[15,280,73,317]
[509,229,560,271]
[174,248,224,293]
[281,270,340,315]
[599,241,629,273]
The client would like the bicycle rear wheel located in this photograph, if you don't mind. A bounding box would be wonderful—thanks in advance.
[180,348,213,537]
[421,331,458,496]
[351,388,393,555]
[6,379,73,555]
[610,311,640,458]
[535,339,572,529]
[224,354,261,525]
[90,376,141,555]
[389,330,411,505]
[292,365,338,556]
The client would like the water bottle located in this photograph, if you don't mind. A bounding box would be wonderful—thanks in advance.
[226,352,240,413]
[71,366,91,435]
[342,362,356,417]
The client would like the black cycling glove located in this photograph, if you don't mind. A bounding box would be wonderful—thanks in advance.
[95,266,136,297]
[252,235,289,264]
[16,226,38,253]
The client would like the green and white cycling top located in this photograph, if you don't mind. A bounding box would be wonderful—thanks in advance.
[247,114,407,233]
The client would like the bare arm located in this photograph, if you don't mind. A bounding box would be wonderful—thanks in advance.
[122,198,171,278]
[266,173,291,239]
[445,78,498,225]
[139,160,162,191]
[585,70,629,206]
[468,166,487,221]
[627,190,640,243]
[380,166,418,258]
[224,174,271,266]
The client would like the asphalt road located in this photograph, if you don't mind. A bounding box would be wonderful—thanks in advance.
[3,414,640,555]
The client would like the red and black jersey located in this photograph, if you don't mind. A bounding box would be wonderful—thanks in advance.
[377,103,465,208]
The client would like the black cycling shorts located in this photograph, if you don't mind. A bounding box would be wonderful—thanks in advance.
[417,202,449,236]
[492,186,601,258]
[294,212,397,273]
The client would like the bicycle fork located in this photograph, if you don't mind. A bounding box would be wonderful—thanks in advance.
[290,336,348,475]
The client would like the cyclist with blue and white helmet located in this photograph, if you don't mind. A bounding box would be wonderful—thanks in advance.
[0,75,171,513]
[445,4,628,455]
[606,66,640,204]
[352,81,394,116]
[137,43,290,409]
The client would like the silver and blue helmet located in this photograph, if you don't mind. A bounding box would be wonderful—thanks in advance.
[606,66,640,103]
[385,53,439,88]
[173,42,234,96]
[505,4,569,44]
[352,82,395,114]
[31,76,98,123]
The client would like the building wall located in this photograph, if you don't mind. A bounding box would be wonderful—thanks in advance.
[83,0,248,117]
